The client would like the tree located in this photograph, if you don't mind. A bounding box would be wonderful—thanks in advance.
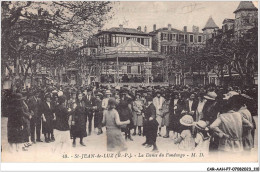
[2,1,114,89]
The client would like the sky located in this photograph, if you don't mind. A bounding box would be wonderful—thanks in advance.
[103,1,258,33]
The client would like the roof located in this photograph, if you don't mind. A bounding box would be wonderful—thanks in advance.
[202,16,219,31]
[96,27,151,36]
[234,1,258,13]
[222,18,235,24]
[96,39,164,62]
[150,27,182,34]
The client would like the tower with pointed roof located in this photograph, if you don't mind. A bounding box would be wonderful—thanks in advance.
[234,1,258,37]
[202,16,219,41]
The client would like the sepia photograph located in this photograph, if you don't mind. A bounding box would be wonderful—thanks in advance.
[1,0,259,166]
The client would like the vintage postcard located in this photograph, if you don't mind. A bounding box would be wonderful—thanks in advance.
[1,1,258,164]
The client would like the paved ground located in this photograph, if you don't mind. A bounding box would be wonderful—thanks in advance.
[1,116,258,162]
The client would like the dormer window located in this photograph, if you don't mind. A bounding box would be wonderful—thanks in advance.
[189,34,194,43]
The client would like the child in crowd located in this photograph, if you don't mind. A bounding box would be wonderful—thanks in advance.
[194,120,211,155]
[174,114,195,151]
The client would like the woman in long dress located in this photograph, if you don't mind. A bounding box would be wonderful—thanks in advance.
[70,93,87,147]
[102,98,130,152]
[7,93,27,152]
[132,93,144,136]
[162,95,170,138]
[210,95,253,154]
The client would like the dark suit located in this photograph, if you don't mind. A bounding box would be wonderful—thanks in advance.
[27,96,42,141]
[22,101,32,142]
[184,99,198,120]
[84,95,96,134]
[94,99,103,129]
[41,101,55,137]
[143,103,158,145]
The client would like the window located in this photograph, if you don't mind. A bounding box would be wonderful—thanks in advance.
[116,37,119,44]
[169,46,173,54]
[161,46,167,54]
[126,37,130,40]
[167,46,170,54]
[144,39,149,47]
[138,66,141,74]
[112,36,116,45]
[144,39,149,46]
[243,17,250,24]
[127,66,131,73]
[198,35,202,43]
[189,35,194,43]
[141,38,144,45]
[137,38,140,43]
[168,34,172,41]
[172,34,176,40]
[179,34,184,42]
[161,33,168,40]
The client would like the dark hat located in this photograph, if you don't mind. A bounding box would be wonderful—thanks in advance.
[146,95,153,102]
[14,93,26,100]
[155,90,161,94]
[71,90,77,94]
[135,92,141,96]
[58,95,66,104]
[44,93,51,99]
[96,92,103,97]
[53,93,58,98]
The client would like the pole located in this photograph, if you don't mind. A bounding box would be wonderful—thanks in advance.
[147,57,150,85]
[116,56,119,85]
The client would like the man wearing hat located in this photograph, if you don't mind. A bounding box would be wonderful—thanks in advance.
[41,93,56,143]
[142,95,159,152]
[202,91,218,125]
[84,87,97,136]
[153,90,165,137]
[94,92,103,135]
[27,90,43,143]
[102,90,112,110]
[202,91,220,152]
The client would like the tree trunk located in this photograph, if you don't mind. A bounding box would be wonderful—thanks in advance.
[227,65,233,87]
[220,64,224,86]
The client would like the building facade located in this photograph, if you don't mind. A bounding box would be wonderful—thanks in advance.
[93,25,154,83]
[149,24,205,85]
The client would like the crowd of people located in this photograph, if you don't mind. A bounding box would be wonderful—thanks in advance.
[3,83,257,155]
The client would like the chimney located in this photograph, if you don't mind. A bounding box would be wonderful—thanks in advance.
[183,26,187,32]
[153,24,156,31]
[119,24,123,31]
[144,26,147,33]
[168,24,172,31]
[137,26,141,32]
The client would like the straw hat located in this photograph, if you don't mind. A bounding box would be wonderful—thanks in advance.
[204,91,217,100]
[180,115,194,126]
[223,91,239,100]
[195,120,209,131]
[58,90,63,97]
[105,90,112,95]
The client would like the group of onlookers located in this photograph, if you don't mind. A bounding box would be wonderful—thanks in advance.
[4,83,257,155]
